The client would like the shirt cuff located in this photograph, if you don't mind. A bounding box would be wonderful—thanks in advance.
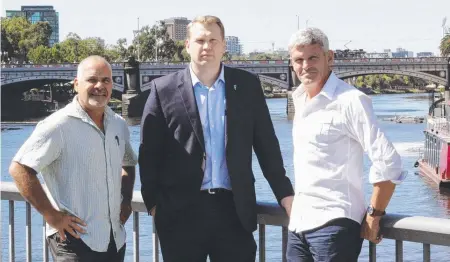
[369,170,408,185]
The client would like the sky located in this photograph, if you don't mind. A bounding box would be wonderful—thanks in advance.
[2,0,449,55]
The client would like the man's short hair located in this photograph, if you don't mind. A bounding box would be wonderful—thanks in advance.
[186,15,225,40]
[77,55,112,78]
[288,27,329,52]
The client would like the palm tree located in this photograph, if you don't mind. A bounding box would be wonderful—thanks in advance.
[440,34,450,57]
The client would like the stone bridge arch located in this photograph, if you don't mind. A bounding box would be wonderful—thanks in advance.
[336,69,448,86]
[1,75,125,92]
[258,74,289,89]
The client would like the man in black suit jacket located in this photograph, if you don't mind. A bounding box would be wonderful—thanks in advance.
[139,15,294,262]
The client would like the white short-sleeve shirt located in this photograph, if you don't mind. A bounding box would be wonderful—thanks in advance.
[13,96,138,252]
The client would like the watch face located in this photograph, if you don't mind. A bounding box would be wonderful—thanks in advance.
[368,206,374,215]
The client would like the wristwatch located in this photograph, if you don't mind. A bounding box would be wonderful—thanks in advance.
[367,205,386,216]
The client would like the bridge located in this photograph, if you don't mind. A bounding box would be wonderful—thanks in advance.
[1,57,449,118]
[2,57,449,91]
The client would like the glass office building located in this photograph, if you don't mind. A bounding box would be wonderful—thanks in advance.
[6,6,59,47]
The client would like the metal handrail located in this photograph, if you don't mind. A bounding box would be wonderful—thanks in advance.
[2,182,450,262]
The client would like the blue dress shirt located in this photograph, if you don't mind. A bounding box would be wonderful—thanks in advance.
[190,65,231,190]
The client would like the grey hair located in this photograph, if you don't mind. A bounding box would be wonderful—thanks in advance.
[77,55,112,78]
[288,27,329,52]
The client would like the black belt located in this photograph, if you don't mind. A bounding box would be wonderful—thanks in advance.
[201,188,232,195]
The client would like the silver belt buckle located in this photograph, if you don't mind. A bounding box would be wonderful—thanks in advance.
[207,188,216,195]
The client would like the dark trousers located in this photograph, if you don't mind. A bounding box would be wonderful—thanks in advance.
[286,218,363,262]
[47,229,126,262]
[155,190,257,262]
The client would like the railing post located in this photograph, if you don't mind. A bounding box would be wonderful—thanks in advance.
[423,244,431,262]
[26,202,32,262]
[43,217,49,262]
[152,218,159,262]
[282,226,288,262]
[9,200,15,262]
[369,241,376,262]
[133,212,139,262]
[259,224,265,262]
[395,240,403,262]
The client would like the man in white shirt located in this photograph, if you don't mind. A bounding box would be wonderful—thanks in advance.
[9,55,138,262]
[286,28,407,262]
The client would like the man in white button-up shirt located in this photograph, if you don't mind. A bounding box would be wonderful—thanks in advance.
[286,28,407,262]
[9,56,138,262]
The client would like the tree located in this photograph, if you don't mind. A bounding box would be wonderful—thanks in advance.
[132,21,176,61]
[440,34,450,57]
[1,26,13,62]
[105,38,130,62]
[28,45,52,64]
[172,40,189,61]
[222,51,232,61]
[1,17,53,64]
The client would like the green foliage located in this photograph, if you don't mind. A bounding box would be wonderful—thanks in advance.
[353,74,429,90]
[132,21,176,61]
[440,34,450,57]
[1,17,52,63]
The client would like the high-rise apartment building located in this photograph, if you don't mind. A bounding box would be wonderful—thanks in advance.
[225,36,242,56]
[6,6,59,46]
[163,17,191,41]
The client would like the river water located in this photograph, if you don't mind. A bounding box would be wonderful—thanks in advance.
[1,93,449,261]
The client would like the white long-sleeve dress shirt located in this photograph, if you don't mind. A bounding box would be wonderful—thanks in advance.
[289,72,407,233]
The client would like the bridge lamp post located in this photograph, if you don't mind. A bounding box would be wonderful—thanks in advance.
[155,38,164,62]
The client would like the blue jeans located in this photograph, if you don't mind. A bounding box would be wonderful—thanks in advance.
[286,218,363,262]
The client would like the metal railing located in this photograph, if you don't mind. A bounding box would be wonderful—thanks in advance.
[427,116,450,136]
[2,182,450,262]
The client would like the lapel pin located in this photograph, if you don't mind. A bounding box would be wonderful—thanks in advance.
[233,84,237,91]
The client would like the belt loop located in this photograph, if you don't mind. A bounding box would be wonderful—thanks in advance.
[207,188,216,195]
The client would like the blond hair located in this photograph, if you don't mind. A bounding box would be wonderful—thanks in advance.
[187,15,225,40]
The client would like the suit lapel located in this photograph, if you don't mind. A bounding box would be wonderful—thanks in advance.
[177,68,205,150]
[224,66,236,149]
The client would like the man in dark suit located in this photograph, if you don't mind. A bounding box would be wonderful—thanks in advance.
[139,15,294,262]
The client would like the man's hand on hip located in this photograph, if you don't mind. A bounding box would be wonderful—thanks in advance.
[281,196,294,217]
[44,210,86,241]
[361,215,383,244]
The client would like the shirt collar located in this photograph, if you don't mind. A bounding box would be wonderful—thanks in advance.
[66,95,114,124]
[294,72,338,101]
[319,72,338,100]
[189,63,225,87]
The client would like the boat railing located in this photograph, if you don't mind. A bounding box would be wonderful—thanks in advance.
[2,182,450,262]
[426,116,450,136]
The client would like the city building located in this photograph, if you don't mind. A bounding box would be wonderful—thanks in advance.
[225,36,242,56]
[6,6,59,47]
[163,17,190,41]
[333,49,367,59]
[366,50,391,58]
[391,47,414,58]
[417,52,434,57]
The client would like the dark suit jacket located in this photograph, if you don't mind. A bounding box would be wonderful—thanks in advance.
[139,65,294,232]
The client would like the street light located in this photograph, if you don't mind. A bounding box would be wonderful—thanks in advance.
[155,38,164,62]
[442,17,447,38]
[133,17,141,61]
